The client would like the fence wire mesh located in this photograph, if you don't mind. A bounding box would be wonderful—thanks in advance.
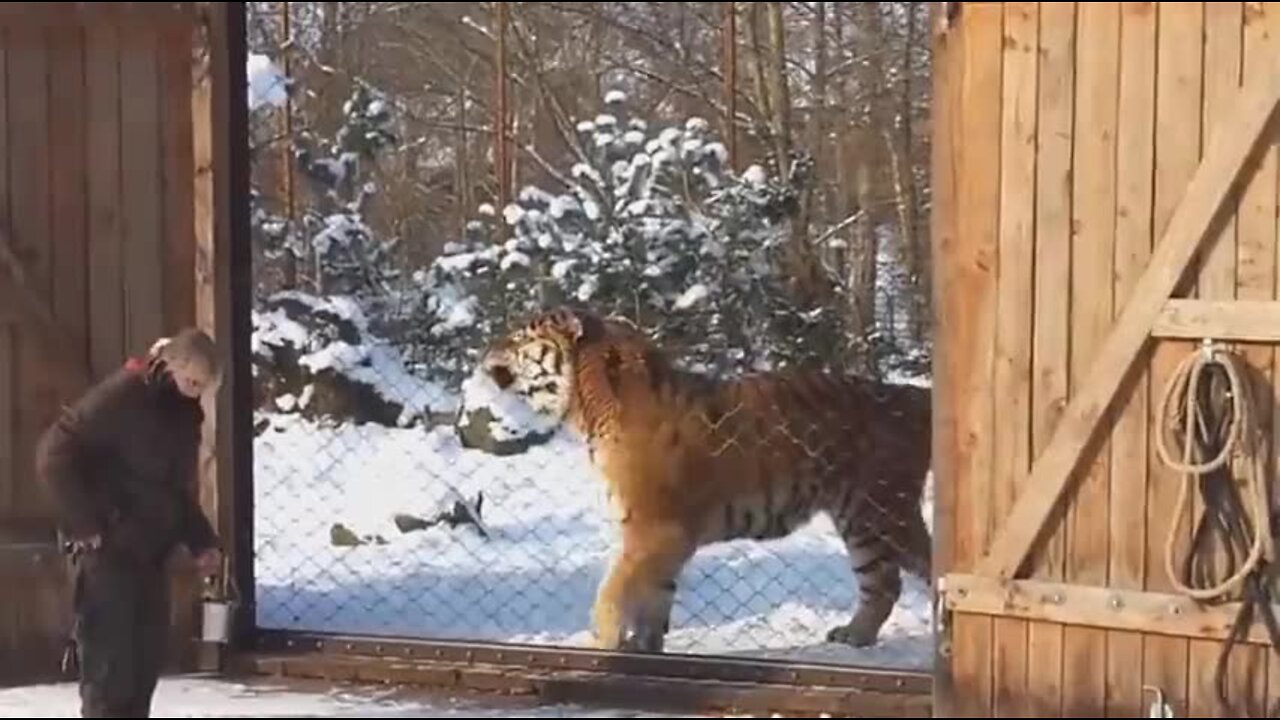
[251,301,933,670]
[244,0,935,672]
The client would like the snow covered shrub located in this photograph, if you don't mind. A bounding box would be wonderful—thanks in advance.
[252,291,456,428]
[406,90,836,399]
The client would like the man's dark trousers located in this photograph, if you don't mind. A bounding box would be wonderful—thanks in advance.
[70,549,170,718]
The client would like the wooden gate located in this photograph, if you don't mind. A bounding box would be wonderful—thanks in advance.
[933,2,1280,715]
[0,3,207,686]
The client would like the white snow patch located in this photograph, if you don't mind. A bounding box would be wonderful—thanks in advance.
[500,250,532,271]
[551,259,576,280]
[311,214,368,256]
[549,195,577,219]
[674,284,710,310]
[685,117,710,133]
[457,368,562,443]
[296,339,457,425]
[503,204,526,225]
[742,165,768,186]
[247,53,289,111]
[435,294,480,334]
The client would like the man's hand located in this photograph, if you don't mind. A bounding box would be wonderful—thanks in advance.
[67,534,101,556]
[192,547,222,577]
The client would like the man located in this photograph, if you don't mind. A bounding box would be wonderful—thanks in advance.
[35,328,224,718]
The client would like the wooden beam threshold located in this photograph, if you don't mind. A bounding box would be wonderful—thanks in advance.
[943,573,1277,647]
[1154,299,1280,342]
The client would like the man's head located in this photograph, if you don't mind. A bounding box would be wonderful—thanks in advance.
[149,328,222,399]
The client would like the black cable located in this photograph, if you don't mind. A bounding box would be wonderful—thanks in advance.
[1169,362,1280,717]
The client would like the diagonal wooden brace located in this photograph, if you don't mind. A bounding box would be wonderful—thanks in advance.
[0,230,90,392]
[977,66,1280,580]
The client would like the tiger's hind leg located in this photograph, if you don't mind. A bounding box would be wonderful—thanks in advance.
[827,524,903,648]
[825,476,929,647]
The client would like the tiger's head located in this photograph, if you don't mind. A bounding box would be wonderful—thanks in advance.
[474,306,603,423]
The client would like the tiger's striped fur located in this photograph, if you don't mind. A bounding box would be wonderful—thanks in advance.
[475,306,933,652]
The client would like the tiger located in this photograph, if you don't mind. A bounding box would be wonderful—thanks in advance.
[471,305,933,652]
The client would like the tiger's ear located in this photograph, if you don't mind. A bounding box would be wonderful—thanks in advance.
[559,308,585,340]
[544,306,588,341]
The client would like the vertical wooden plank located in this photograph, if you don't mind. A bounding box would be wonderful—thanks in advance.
[0,326,11,518]
[1145,4,1203,714]
[992,3,1037,716]
[929,2,960,711]
[9,31,51,523]
[48,27,87,365]
[192,21,217,524]
[87,25,124,376]
[6,30,49,664]
[161,24,194,333]
[1268,0,1280,706]
[1063,5,1120,716]
[0,28,11,519]
[160,21,199,672]
[0,25,14,672]
[42,26,88,522]
[86,24,123,377]
[1239,4,1280,714]
[1027,2,1076,715]
[193,0,252,661]
[1106,3,1157,716]
[1187,4,1244,717]
[944,2,1003,715]
[120,26,164,354]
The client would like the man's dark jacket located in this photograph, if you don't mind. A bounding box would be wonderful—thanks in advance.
[35,358,217,566]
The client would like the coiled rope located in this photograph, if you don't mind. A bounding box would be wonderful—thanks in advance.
[1155,340,1279,717]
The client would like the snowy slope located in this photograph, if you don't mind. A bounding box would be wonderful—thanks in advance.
[253,412,933,671]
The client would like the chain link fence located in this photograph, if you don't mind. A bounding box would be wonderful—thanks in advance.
[249,298,933,670]
[243,0,935,673]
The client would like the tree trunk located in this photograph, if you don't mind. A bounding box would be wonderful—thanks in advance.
[746,3,772,147]
[764,1,791,176]
[903,5,930,344]
[810,1,827,212]
[850,159,879,377]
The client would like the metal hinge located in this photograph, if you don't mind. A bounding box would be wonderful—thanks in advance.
[933,576,953,658]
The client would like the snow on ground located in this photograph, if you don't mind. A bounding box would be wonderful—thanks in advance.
[254,405,934,671]
[247,53,289,112]
[0,676,676,718]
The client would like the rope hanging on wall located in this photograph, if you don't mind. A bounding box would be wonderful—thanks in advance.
[1155,340,1280,717]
